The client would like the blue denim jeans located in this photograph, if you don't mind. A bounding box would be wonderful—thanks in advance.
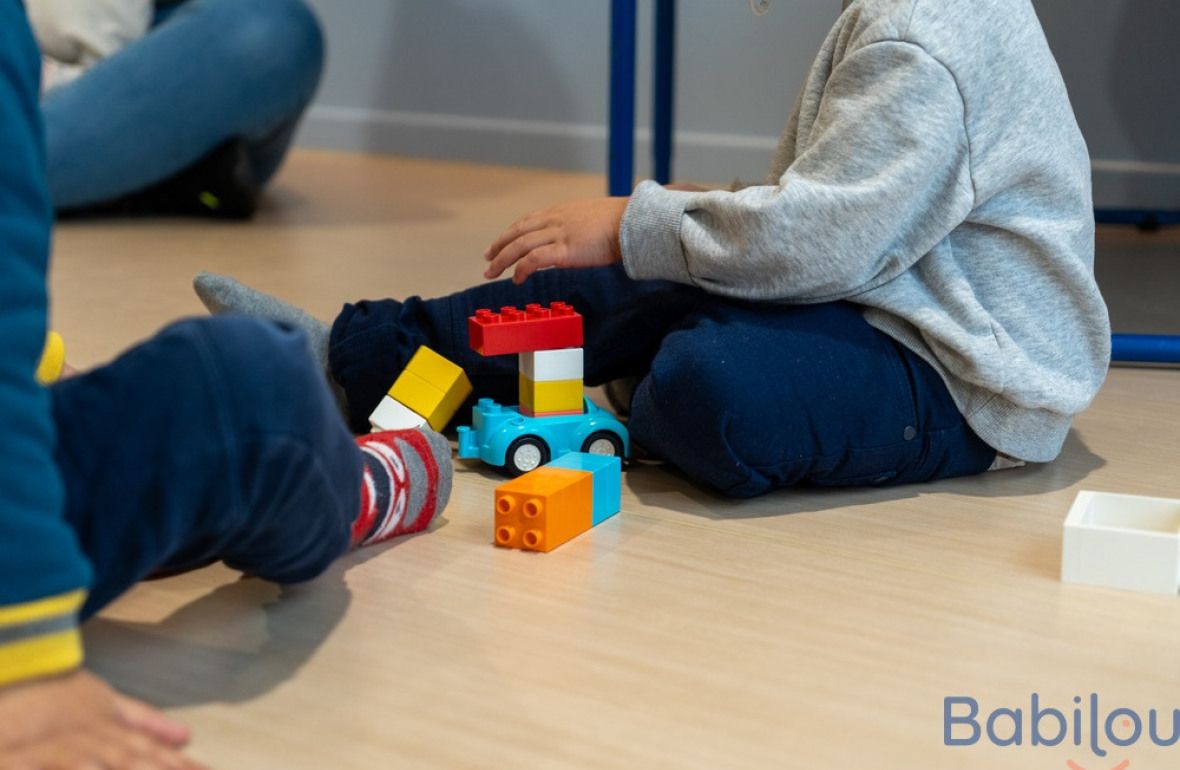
[41,0,324,209]
[329,266,997,498]
[53,317,361,618]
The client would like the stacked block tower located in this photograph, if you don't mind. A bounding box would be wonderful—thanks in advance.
[468,302,585,417]
[466,302,624,552]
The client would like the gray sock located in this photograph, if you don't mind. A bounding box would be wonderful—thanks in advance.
[193,272,331,367]
[193,272,349,419]
[354,427,454,544]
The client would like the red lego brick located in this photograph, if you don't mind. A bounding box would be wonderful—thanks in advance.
[467,302,584,356]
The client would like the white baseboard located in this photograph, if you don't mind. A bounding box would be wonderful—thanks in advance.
[1092,159,1180,210]
[297,105,1180,208]
[297,105,778,184]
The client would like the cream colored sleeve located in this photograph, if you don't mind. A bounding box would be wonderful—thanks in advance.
[26,0,152,65]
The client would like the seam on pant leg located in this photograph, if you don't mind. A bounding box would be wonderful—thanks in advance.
[181,321,248,524]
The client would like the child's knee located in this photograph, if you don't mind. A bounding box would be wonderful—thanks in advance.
[173,315,338,440]
[196,0,324,99]
[629,354,774,498]
[183,316,359,580]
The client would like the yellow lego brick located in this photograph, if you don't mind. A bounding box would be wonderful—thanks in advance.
[387,347,472,431]
[494,467,593,552]
[387,370,455,432]
[518,374,583,417]
[404,346,467,389]
[388,368,442,415]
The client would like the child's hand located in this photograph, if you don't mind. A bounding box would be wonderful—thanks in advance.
[483,197,629,284]
[0,669,205,769]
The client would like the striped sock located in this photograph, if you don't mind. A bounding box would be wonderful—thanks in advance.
[352,428,453,547]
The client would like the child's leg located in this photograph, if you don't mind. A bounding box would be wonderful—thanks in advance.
[42,0,323,209]
[330,265,707,433]
[51,316,445,618]
[627,301,998,498]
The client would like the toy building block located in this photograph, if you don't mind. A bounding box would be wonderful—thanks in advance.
[518,374,583,417]
[35,331,65,385]
[468,302,583,356]
[381,346,473,432]
[546,452,621,525]
[369,395,428,431]
[494,466,593,552]
[1061,490,1180,595]
[519,348,584,382]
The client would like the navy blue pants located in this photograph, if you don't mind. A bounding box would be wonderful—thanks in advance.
[54,316,361,618]
[330,265,996,498]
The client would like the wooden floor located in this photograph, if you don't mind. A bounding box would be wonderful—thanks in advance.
[49,150,1180,769]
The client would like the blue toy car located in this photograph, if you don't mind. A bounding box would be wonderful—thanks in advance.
[457,396,630,476]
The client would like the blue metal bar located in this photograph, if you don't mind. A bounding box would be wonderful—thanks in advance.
[652,0,676,184]
[1095,208,1180,227]
[1111,333,1180,364]
[608,0,637,196]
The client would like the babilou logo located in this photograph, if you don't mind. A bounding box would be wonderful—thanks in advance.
[945,694,1180,767]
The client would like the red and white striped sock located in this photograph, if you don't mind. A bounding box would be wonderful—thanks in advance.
[352,428,453,547]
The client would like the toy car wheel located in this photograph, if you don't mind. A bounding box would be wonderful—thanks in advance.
[581,430,624,458]
[505,436,550,476]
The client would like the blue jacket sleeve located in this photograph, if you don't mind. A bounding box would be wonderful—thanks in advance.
[0,0,92,688]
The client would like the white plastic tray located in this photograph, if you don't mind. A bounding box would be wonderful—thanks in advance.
[1061,490,1180,595]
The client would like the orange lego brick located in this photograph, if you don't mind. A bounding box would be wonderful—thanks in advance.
[494,467,593,552]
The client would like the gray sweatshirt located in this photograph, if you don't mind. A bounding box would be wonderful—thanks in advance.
[620,0,1111,463]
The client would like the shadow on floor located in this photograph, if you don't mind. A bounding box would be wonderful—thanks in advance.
[84,563,352,708]
[622,429,1104,521]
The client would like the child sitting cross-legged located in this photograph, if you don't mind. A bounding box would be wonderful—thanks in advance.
[196,0,1110,499]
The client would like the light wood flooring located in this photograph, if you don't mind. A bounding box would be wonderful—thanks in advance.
[47,150,1180,769]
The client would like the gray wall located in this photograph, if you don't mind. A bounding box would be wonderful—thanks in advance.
[298,0,1180,208]
[1037,0,1180,209]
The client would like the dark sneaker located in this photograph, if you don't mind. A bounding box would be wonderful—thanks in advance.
[59,138,260,220]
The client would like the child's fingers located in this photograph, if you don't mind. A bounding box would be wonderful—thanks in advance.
[9,726,204,770]
[511,245,564,284]
[482,211,547,262]
[113,692,191,747]
[484,229,557,280]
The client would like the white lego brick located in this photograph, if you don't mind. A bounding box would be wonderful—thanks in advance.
[518,347,583,382]
[368,395,427,432]
[1061,490,1180,595]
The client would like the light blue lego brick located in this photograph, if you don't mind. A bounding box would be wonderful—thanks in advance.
[545,452,621,525]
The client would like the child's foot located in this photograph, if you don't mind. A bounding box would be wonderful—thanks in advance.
[352,428,453,546]
[58,139,260,220]
[142,138,260,220]
[193,272,348,417]
[193,272,330,364]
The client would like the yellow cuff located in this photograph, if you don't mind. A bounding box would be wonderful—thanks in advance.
[0,590,86,688]
[35,331,66,385]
